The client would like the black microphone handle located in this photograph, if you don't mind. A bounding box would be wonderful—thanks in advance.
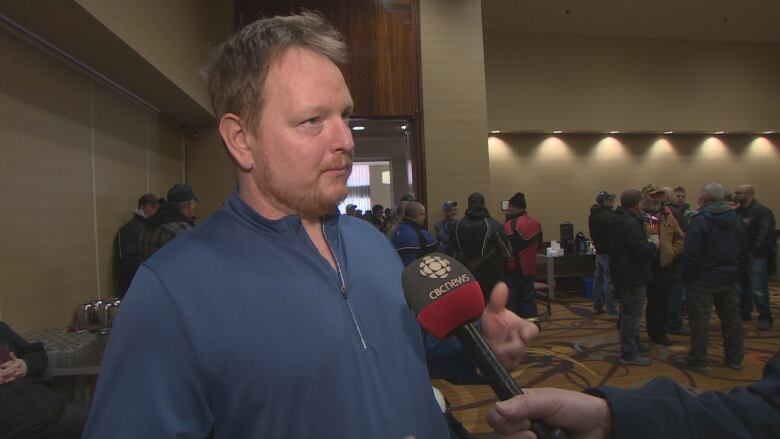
[454,323,568,439]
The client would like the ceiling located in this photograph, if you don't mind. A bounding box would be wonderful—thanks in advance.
[482,0,780,44]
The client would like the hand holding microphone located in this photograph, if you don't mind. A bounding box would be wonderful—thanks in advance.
[402,254,568,439]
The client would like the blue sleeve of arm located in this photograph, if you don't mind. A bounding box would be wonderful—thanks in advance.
[83,266,213,439]
[590,354,780,439]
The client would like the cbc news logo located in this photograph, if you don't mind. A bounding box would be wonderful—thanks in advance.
[419,255,451,279]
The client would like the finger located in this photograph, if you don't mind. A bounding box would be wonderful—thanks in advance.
[487,407,532,435]
[486,281,509,313]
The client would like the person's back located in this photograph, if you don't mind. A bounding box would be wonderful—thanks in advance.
[682,200,745,285]
[606,207,656,291]
[737,198,776,258]
[589,202,614,255]
[139,184,198,262]
[452,193,511,297]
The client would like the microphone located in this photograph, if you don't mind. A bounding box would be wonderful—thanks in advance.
[403,253,567,439]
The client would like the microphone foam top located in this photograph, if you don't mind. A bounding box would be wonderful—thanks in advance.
[402,254,485,339]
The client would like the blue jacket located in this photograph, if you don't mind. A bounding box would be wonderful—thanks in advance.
[392,219,445,267]
[592,351,780,438]
[84,191,448,439]
[681,201,746,286]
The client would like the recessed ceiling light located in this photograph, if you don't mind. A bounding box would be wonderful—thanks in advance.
[490,130,501,134]
[400,124,407,130]
[609,130,620,134]
[714,131,725,134]
[351,126,366,131]
[663,131,674,135]
[552,130,563,134]
[763,131,774,134]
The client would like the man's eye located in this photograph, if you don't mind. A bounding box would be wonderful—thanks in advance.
[302,117,321,126]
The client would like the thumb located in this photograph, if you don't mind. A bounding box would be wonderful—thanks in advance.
[486,281,509,313]
[495,390,550,421]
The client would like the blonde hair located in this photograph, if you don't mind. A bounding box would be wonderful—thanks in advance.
[204,12,348,132]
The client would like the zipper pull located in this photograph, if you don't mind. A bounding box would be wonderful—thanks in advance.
[340,285,348,300]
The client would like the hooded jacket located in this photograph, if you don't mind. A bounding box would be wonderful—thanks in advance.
[606,207,658,291]
[503,210,542,277]
[391,218,444,267]
[737,199,777,258]
[588,203,614,254]
[681,201,746,286]
[452,195,511,272]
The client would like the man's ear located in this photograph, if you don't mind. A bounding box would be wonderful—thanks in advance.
[219,113,255,171]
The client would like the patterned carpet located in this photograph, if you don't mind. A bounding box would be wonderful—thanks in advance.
[434,282,780,436]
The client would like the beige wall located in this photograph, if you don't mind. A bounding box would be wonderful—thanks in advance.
[484,32,780,133]
[75,0,234,118]
[185,126,236,218]
[0,29,184,331]
[489,133,780,238]
[420,0,491,222]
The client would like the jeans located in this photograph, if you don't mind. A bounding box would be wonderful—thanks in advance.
[738,256,773,323]
[506,273,538,318]
[667,262,686,331]
[618,284,646,358]
[686,281,744,365]
[646,265,673,342]
[592,254,617,314]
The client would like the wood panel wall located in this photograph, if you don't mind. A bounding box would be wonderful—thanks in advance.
[236,0,420,118]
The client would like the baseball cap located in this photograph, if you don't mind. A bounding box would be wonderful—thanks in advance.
[442,201,458,211]
[596,191,616,204]
[137,193,160,208]
[167,183,199,203]
[641,183,662,196]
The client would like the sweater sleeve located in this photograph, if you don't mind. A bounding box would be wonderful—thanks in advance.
[83,266,214,439]
[0,322,49,378]
[589,353,780,439]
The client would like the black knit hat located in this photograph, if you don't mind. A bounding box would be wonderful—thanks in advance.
[509,192,526,209]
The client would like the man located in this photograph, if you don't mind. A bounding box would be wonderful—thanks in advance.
[383,193,416,239]
[734,184,776,330]
[138,183,198,261]
[659,186,686,232]
[606,189,659,366]
[672,183,745,372]
[370,204,385,229]
[659,186,688,336]
[451,193,512,300]
[503,192,543,323]
[344,203,357,216]
[1,321,89,439]
[588,191,618,318]
[391,201,444,267]
[674,186,695,224]
[434,200,458,253]
[486,351,780,438]
[84,14,536,438]
[639,184,684,346]
[115,193,159,297]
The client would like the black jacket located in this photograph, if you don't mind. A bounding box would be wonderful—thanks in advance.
[588,203,614,254]
[0,322,66,439]
[451,206,511,272]
[737,199,777,258]
[115,212,146,296]
[663,201,688,233]
[592,351,780,438]
[681,201,746,286]
[605,207,658,292]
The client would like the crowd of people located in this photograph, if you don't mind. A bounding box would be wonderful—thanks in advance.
[587,183,775,370]
[10,12,777,439]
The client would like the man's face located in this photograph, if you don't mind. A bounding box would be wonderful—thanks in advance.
[245,47,355,218]
[733,186,752,206]
[674,191,686,206]
[141,202,159,218]
[444,207,458,220]
[415,208,427,226]
[641,194,662,212]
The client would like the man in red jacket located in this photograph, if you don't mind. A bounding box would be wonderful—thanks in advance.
[503,192,543,324]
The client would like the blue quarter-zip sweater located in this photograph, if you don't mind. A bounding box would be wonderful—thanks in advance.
[84,191,448,438]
